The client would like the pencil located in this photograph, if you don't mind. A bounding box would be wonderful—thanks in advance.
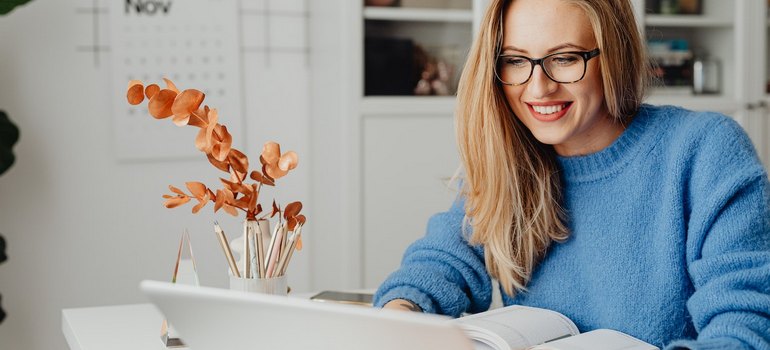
[278,225,302,276]
[214,221,240,278]
[252,220,266,278]
[265,222,285,278]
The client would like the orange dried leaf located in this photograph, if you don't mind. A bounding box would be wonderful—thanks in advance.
[212,125,232,161]
[188,108,207,128]
[265,163,288,180]
[235,196,251,209]
[249,170,265,182]
[284,201,302,219]
[191,194,209,214]
[171,114,189,126]
[171,89,205,126]
[251,169,275,186]
[219,178,249,194]
[127,80,145,105]
[148,89,177,119]
[230,167,247,183]
[223,205,238,216]
[296,215,306,226]
[169,185,186,196]
[270,200,280,218]
[261,163,276,181]
[195,128,208,152]
[163,77,179,93]
[219,178,237,192]
[164,196,191,208]
[207,152,230,172]
[185,181,207,198]
[287,217,298,231]
[296,235,303,251]
[214,189,225,212]
[261,142,281,165]
[207,107,218,125]
[239,182,253,194]
[145,84,160,99]
[222,188,236,205]
[194,111,217,152]
[228,148,249,175]
[278,151,298,171]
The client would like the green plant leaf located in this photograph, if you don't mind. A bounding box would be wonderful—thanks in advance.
[0,111,19,176]
[0,0,33,16]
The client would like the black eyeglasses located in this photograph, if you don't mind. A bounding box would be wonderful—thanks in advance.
[495,48,600,86]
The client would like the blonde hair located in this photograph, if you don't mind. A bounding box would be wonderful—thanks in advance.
[455,0,649,296]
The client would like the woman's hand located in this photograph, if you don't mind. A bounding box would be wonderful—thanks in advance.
[382,299,422,312]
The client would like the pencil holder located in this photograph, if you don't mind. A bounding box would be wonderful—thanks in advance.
[229,275,288,296]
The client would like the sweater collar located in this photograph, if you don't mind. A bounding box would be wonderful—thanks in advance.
[556,104,655,183]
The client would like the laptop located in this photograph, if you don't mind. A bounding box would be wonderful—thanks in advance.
[140,280,474,350]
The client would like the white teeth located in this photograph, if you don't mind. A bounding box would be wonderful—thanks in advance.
[532,104,566,115]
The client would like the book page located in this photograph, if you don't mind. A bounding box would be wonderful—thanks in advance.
[532,329,659,350]
[452,305,579,350]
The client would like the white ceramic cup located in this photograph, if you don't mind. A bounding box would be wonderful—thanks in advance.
[229,275,288,295]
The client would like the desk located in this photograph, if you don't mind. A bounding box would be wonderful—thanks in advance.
[62,303,171,350]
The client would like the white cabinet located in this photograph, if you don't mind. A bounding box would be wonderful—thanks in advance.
[310,0,486,290]
[634,0,769,165]
[357,1,487,287]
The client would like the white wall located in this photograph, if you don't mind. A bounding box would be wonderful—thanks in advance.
[0,0,311,349]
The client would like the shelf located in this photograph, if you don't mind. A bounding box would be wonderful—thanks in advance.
[645,15,732,28]
[360,96,457,116]
[363,7,473,23]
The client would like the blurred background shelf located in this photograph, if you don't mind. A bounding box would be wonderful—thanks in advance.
[645,14,732,27]
[363,7,473,22]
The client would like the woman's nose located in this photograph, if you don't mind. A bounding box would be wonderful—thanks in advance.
[526,65,558,98]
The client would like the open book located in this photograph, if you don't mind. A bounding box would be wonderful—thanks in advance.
[451,305,659,350]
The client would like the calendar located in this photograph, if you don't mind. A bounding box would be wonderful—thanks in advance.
[109,0,242,160]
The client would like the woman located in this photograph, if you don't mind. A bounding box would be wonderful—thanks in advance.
[373,0,770,349]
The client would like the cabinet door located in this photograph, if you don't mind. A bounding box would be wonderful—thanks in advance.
[362,114,460,288]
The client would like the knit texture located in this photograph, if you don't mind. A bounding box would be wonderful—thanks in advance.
[374,105,770,350]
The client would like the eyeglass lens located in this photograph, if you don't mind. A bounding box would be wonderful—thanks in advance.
[497,52,587,85]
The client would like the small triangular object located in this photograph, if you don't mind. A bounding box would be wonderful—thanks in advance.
[160,230,200,348]
[172,229,200,286]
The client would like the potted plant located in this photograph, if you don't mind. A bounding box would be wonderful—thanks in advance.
[0,0,31,324]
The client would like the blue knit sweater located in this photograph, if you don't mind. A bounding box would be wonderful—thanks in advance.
[374,105,770,350]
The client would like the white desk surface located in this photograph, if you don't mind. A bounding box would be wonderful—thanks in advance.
[62,303,171,350]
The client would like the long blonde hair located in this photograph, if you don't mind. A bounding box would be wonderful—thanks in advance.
[455,0,649,296]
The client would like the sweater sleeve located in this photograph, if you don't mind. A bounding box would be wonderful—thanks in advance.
[666,117,770,350]
[372,197,493,317]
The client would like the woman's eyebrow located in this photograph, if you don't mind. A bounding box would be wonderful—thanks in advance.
[547,43,590,52]
[500,43,590,55]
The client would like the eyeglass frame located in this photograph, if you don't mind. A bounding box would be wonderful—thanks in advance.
[494,48,601,86]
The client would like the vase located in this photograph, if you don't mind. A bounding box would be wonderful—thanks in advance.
[229,274,288,295]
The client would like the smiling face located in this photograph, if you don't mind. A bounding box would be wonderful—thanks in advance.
[500,0,623,156]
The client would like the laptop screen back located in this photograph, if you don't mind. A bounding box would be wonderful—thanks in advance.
[140,280,473,350]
